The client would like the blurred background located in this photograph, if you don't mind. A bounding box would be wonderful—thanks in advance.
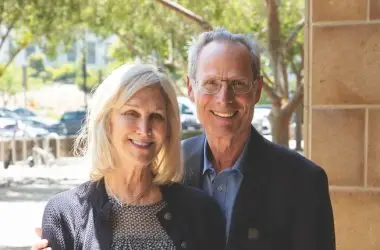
[0,0,305,249]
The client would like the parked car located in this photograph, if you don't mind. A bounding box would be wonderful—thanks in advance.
[59,110,87,135]
[177,96,202,131]
[252,104,271,135]
[2,122,50,138]
[0,107,20,119]
[12,107,37,117]
[21,116,67,136]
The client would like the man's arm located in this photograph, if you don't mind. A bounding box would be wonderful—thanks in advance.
[292,168,335,250]
[315,169,335,250]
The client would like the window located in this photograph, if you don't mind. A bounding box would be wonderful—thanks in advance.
[67,44,77,62]
[87,42,96,64]
[104,43,110,64]
[25,45,36,59]
[180,104,193,115]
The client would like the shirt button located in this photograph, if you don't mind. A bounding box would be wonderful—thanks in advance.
[217,185,224,191]
[248,228,260,240]
[164,212,172,220]
[181,241,187,248]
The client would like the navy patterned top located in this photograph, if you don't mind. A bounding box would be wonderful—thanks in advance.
[109,198,176,249]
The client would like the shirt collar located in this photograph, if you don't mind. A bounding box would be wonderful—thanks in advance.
[202,132,251,175]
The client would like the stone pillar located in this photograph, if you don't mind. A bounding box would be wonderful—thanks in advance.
[305,1,380,249]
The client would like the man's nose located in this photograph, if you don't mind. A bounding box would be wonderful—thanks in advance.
[216,82,234,103]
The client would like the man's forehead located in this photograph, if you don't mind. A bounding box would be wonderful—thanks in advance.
[199,40,250,56]
[196,41,253,78]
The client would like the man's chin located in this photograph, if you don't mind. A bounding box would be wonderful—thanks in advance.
[205,125,237,137]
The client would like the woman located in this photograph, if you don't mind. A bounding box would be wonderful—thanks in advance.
[39,64,225,249]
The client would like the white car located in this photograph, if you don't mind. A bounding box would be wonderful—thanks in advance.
[177,96,201,131]
[252,105,272,135]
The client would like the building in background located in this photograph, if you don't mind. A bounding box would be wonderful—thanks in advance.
[0,30,116,69]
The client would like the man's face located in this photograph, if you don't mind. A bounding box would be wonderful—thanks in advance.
[187,40,262,140]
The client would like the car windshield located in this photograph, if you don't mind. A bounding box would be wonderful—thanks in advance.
[61,111,86,121]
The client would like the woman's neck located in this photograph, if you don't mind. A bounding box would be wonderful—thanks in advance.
[104,165,160,205]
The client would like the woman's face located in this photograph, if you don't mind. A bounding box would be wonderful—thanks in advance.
[109,85,168,168]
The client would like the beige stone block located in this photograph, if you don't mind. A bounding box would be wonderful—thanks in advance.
[368,109,380,187]
[331,191,380,250]
[370,0,380,19]
[311,109,364,186]
[312,0,367,22]
[312,24,380,105]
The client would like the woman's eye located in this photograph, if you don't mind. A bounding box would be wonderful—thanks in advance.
[151,113,165,121]
[123,110,139,117]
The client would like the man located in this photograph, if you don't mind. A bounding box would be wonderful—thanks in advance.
[33,28,335,250]
[181,28,335,250]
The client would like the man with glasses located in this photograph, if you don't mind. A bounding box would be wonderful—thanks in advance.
[182,28,335,250]
[32,28,335,250]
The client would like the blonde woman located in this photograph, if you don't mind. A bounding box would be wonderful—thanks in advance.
[39,64,225,250]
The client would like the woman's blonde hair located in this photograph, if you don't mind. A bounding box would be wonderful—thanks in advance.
[74,63,183,184]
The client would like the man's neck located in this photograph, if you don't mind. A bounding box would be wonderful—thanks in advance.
[207,130,251,173]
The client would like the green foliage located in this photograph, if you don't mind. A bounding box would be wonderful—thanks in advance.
[1,0,304,102]
[258,91,272,105]
[75,67,100,93]
[181,130,203,140]
[0,0,85,78]
[28,52,45,75]
[0,65,23,95]
[0,64,44,96]
[47,64,76,83]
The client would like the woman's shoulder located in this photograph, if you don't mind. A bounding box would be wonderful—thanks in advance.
[44,180,95,211]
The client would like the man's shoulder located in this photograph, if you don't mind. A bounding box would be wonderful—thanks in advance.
[263,139,326,177]
[181,134,205,159]
[181,134,204,148]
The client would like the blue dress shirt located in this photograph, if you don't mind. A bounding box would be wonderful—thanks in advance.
[202,135,250,238]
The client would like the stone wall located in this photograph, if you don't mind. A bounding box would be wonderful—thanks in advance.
[305,1,380,249]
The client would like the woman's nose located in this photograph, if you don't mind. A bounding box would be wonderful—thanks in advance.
[137,118,152,136]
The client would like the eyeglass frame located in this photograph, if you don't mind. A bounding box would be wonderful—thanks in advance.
[192,76,261,95]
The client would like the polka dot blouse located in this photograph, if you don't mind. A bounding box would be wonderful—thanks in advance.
[109,197,176,250]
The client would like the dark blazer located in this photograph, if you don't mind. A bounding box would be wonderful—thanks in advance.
[42,179,225,250]
[182,127,335,250]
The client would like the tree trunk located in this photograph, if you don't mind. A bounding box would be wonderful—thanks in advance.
[295,101,303,151]
[268,105,292,147]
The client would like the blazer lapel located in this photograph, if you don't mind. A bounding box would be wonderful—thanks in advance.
[227,128,272,249]
[91,179,113,250]
[182,135,205,188]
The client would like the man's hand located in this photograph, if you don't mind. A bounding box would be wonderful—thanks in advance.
[31,227,51,250]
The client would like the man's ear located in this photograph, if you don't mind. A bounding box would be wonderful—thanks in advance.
[254,76,263,104]
[186,76,195,102]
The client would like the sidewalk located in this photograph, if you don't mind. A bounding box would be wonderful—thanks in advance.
[0,158,89,249]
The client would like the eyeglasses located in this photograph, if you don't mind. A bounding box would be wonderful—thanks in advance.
[194,78,257,95]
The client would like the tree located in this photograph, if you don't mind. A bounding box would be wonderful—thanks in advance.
[154,0,305,147]
[0,64,43,106]
[76,0,203,95]
[28,52,45,75]
[0,0,84,80]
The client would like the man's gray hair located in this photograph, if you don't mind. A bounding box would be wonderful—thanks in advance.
[187,28,261,81]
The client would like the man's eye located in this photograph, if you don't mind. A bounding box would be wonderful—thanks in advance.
[231,80,246,87]
[203,80,218,86]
